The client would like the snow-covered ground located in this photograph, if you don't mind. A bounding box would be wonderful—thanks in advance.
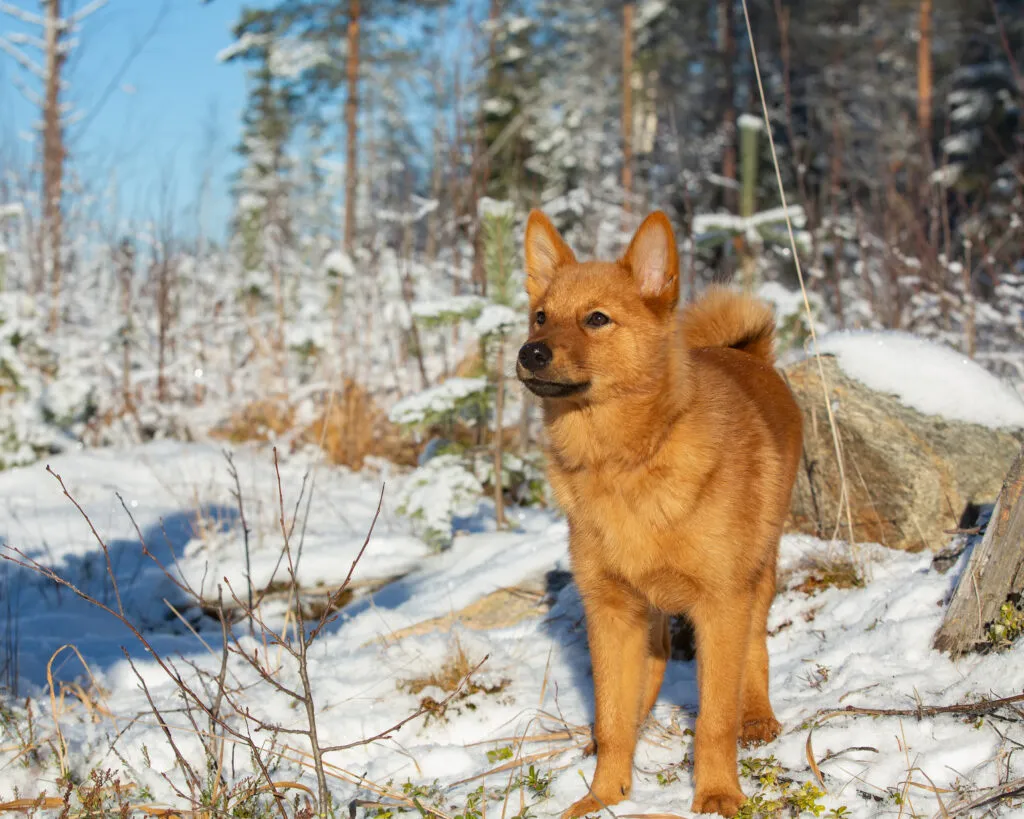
[0,331,1022,816]
[0,438,1021,817]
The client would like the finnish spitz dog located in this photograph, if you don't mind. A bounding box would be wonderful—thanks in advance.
[517,211,802,817]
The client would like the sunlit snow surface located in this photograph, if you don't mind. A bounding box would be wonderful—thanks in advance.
[0,440,1021,812]
[817,330,1024,428]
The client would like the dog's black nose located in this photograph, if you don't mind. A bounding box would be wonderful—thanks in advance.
[518,342,552,372]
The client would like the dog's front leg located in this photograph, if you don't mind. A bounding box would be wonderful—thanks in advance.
[689,594,752,817]
[562,574,648,819]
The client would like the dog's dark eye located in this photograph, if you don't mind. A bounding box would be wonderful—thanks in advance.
[535,310,546,326]
[585,311,610,328]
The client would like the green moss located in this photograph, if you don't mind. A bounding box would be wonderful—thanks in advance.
[987,600,1024,648]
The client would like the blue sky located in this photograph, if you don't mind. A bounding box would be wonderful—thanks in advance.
[0,0,262,238]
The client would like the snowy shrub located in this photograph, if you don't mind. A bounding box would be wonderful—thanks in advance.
[469,449,547,507]
[411,295,488,329]
[40,378,97,430]
[396,454,484,550]
[388,377,491,430]
[0,293,67,467]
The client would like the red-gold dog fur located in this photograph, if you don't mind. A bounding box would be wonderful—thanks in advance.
[516,211,803,817]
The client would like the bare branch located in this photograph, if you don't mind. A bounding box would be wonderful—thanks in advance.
[46,465,124,617]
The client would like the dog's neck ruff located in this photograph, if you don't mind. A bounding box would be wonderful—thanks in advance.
[543,346,692,471]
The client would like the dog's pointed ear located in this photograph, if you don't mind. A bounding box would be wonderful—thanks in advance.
[524,210,576,301]
[622,211,679,309]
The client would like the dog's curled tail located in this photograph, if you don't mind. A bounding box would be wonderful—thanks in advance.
[680,286,776,364]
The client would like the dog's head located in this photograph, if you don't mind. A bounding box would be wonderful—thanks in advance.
[516,210,680,403]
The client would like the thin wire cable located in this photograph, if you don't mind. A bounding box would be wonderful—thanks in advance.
[739,0,856,545]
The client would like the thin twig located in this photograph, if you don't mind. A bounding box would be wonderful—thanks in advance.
[321,655,489,753]
[814,691,1024,725]
[46,465,124,616]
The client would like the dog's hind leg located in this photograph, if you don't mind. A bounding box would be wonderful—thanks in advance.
[689,592,750,817]
[639,609,670,722]
[739,557,782,746]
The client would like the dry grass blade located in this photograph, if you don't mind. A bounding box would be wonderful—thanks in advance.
[0,798,64,812]
[619,814,690,819]
[805,725,826,792]
[450,747,571,786]
[942,775,1024,817]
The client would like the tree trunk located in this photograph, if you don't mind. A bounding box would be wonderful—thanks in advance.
[469,0,500,297]
[118,240,135,413]
[622,2,635,212]
[917,0,933,143]
[493,340,506,528]
[934,444,1024,658]
[44,0,66,332]
[343,0,361,253]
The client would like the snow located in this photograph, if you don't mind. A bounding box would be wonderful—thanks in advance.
[322,248,355,278]
[474,303,522,338]
[411,295,488,324]
[737,112,765,132]
[477,197,515,219]
[0,440,1022,817]
[216,32,270,63]
[693,205,808,236]
[817,330,1024,429]
[268,39,329,79]
[388,377,489,426]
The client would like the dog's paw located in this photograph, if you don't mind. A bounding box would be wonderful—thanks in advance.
[739,716,782,747]
[560,795,603,819]
[560,780,629,819]
[691,787,747,817]
[582,738,596,757]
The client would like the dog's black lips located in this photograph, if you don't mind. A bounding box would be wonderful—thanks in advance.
[520,378,590,398]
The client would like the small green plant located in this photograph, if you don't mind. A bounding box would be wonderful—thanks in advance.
[453,785,488,819]
[487,745,514,764]
[987,600,1024,648]
[736,755,838,818]
[514,764,552,798]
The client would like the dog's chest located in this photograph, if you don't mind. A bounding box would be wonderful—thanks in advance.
[552,462,690,565]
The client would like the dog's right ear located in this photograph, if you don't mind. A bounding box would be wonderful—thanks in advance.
[524,210,576,302]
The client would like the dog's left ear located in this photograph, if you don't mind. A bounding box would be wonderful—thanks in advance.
[622,211,679,310]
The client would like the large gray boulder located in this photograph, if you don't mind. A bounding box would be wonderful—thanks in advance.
[784,355,1023,551]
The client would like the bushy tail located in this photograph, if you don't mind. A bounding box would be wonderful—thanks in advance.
[680,286,776,364]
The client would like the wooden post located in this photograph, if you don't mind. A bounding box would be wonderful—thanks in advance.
[934,444,1024,658]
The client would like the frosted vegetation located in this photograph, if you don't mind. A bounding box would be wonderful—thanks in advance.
[0,0,1021,813]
